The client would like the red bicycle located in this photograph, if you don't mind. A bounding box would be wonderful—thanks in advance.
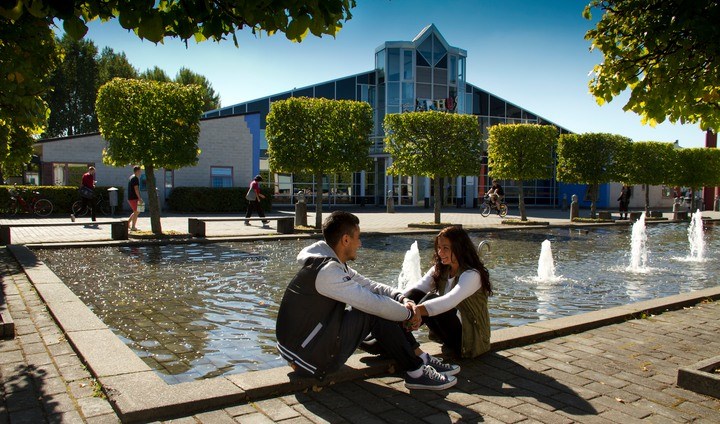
[7,186,54,217]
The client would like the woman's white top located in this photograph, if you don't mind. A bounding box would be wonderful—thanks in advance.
[405,266,481,317]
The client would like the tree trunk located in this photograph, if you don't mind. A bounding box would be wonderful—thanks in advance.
[433,177,442,224]
[518,179,526,221]
[590,183,598,218]
[690,187,696,213]
[644,184,649,214]
[144,164,162,234]
[314,171,323,229]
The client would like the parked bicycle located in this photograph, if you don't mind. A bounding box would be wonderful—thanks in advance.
[480,194,508,218]
[72,195,111,217]
[7,186,54,217]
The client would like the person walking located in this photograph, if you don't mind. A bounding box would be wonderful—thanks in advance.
[618,184,632,219]
[72,166,96,223]
[127,166,142,231]
[245,174,268,226]
[276,211,459,390]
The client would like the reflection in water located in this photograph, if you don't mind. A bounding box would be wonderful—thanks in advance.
[35,223,717,383]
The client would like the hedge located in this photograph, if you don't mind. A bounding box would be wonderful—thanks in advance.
[166,187,272,213]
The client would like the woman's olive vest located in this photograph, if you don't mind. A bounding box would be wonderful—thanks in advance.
[436,268,490,358]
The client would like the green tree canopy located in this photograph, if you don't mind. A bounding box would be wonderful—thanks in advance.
[44,34,99,137]
[383,111,482,224]
[174,67,221,111]
[97,47,138,88]
[585,0,720,131]
[668,147,720,211]
[557,132,631,217]
[621,141,676,213]
[140,66,171,82]
[1,0,357,43]
[0,14,59,180]
[487,124,558,221]
[266,97,373,228]
[96,78,204,234]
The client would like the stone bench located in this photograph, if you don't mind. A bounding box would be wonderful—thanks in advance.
[0,220,128,245]
[649,210,664,218]
[673,211,689,220]
[597,211,613,220]
[188,217,294,237]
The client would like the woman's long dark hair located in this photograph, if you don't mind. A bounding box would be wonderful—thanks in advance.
[431,226,492,295]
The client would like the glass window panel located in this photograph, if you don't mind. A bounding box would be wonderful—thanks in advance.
[294,87,313,97]
[402,82,414,111]
[375,49,385,84]
[433,68,447,85]
[435,54,447,69]
[387,82,400,106]
[315,82,335,99]
[479,91,489,115]
[270,92,291,102]
[522,110,537,121]
[247,99,269,126]
[433,84,447,99]
[336,77,355,100]
[418,36,432,66]
[416,83,432,99]
[489,95,505,116]
[507,104,521,118]
[449,55,457,85]
[211,167,233,188]
[403,50,413,80]
[458,57,465,83]
[416,66,432,83]
[388,48,400,81]
[432,35,446,66]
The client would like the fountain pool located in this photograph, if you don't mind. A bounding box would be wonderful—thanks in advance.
[34,222,717,383]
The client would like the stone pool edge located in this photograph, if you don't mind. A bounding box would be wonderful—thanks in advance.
[8,244,720,423]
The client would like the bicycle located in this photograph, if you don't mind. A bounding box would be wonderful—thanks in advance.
[72,195,111,217]
[480,194,508,218]
[7,186,54,217]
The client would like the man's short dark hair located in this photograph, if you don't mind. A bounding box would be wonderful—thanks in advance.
[133,166,141,172]
[323,211,359,248]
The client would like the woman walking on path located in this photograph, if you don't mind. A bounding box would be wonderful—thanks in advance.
[127,166,142,231]
[245,174,269,226]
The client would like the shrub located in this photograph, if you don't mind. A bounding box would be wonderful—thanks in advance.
[167,187,272,213]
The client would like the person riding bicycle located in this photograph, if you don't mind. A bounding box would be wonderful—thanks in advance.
[486,180,504,210]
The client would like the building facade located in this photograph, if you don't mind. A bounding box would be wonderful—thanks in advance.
[204,24,572,208]
[35,114,260,205]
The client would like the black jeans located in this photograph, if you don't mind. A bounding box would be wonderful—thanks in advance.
[405,289,463,356]
[81,196,96,221]
[336,308,423,373]
[245,200,267,221]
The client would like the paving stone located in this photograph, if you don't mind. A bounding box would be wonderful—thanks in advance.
[253,398,301,421]
[577,370,629,389]
[599,408,653,424]
[234,412,276,424]
[674,400,720,421]
[592,394,653,419]
[41,391,78,415]
[84,413,121,424]
[77,396,115,418]
[192,409,236,423]
[223,403,257,417]
[511,403,574,423]
[47,409,85,423]
[8,407,46,424]
[467,400,527,423]
[291,401,344,424]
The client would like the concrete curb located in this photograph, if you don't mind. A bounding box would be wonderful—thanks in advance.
[7,244,720,422]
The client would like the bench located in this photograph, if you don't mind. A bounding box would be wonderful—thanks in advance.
[597,211,613,220]
[188,217,294,237]
[0,220,128,245]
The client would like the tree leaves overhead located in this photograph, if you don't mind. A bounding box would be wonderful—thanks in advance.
[1,0,357,45]
[585,0,720,131]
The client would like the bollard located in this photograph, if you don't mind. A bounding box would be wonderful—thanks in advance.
[294,190,307,227]
[715,195,719,212]
[387,190,395,214]
[570,194,579,221]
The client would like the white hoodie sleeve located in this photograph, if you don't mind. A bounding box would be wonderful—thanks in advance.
[315,262,411,322]
[403,266,436,294]
[421,269,481,316]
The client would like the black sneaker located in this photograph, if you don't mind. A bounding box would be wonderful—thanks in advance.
[404,365,457,391]
[425,354,460,376]
[244,222,252,226]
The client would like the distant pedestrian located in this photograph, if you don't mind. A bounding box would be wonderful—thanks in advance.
[72,166,96,222]
[245,174,269,226]
[127,166,142,231]
[618,185,631,219]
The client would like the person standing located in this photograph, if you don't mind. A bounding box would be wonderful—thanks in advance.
[127,166,142,231]
[618,185,632,219]
[245,174,268,226]
[276,211,458,390]
[72,166,96,222]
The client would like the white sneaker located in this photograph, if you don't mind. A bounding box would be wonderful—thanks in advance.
[70,214,75,222]
[404,365,457,391]
[424,354,460,376]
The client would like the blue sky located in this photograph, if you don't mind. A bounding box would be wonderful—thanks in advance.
[78,0,707,148]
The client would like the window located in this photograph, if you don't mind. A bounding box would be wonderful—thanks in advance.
[211,167,233,187]
[164,170,174,199]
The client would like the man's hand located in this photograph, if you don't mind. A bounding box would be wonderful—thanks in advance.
[403,304,421,331]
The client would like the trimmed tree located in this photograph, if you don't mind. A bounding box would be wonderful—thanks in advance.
[174,67,221,111]
[584,0,720,131]
[557,133,631,218]
[668,148,720,212]
[487,124,558,221]
[96,78,203,234]
[621,141,676,214]
[383,111,483,224]
[266,97,373,228]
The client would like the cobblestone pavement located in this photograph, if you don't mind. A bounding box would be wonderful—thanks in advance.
[1,208,719,422]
